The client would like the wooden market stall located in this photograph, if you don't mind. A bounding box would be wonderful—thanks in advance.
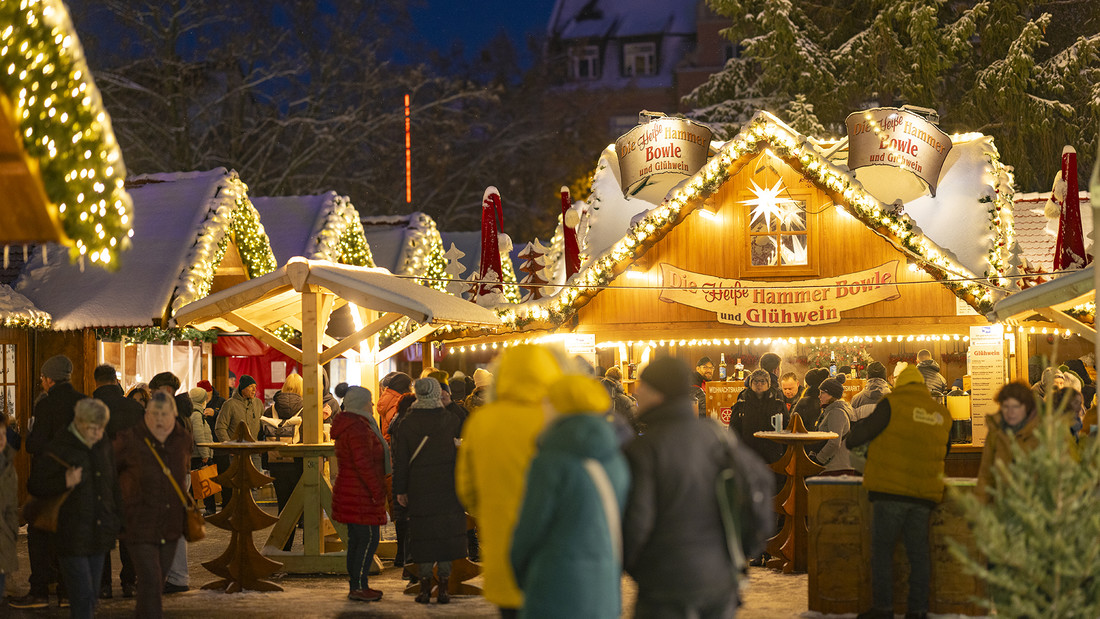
[0,0,134,498]
[172,257,500,577]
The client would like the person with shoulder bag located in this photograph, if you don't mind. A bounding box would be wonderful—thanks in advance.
[114,393,192,618]
[27,398,119,619]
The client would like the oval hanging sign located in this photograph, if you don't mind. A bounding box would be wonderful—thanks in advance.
[615,112,712,202]
[845,107,952,196]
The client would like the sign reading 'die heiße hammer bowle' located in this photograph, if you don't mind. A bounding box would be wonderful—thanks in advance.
[616,112,712,200]
[845,107,952,196]
[658,261,901,327]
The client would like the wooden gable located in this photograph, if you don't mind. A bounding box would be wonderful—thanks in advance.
[575,153,984,340]
[0,93,69,246]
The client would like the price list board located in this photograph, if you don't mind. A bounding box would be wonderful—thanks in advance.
[968,324,1006,446]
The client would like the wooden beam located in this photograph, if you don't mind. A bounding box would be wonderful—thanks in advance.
[224,311,303,362]
[318,312,403,366]
[375,323,438,365]
[1036,308,1097,338]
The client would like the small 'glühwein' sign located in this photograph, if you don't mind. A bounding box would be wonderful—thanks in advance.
[658,261,901,326]
[845,107,952,196]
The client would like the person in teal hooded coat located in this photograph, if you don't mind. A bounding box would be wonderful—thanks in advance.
[510,374,630,619]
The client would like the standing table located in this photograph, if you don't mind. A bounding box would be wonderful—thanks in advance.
[755,413,837,573]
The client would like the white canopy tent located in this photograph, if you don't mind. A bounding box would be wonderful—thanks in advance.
[987,265,1095,339]
[173,257,500,572]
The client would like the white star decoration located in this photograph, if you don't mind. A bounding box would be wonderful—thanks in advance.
[741,179,801,230]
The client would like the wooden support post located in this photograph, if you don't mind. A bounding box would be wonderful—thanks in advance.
[1013,329,1030,383]
[301,289,324,557]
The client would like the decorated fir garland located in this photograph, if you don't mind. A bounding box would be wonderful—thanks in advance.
[0,0,133,268]
[96,326,218,344]
[807,343,873,375]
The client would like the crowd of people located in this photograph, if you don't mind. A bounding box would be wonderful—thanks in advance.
[1,343,1092,618]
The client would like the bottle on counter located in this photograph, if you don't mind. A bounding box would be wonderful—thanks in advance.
[719,353,727,380]
[734,357,745,381]
[829,351,837,377]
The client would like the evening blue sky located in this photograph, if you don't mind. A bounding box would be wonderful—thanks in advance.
[410,0,559,67]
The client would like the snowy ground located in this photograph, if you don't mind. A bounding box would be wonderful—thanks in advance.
[5,495,986,618]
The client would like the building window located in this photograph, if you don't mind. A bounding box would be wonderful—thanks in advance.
[623,42,656,77]
[569,45,600,80]
[743,179,809,267]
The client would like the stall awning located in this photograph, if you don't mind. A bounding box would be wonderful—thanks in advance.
[986,265,1095,337]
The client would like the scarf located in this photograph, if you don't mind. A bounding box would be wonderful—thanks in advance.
[356,412,391,475]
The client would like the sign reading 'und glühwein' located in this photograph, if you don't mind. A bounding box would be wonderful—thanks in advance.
[658,261,901,326]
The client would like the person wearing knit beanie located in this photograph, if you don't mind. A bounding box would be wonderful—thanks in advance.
[189,387,209,408]
[819,378,844,400]
[392,376,466,602]
[342,385,374,415]
[866,362,887,380]
[197,379,214,393]
[40,354,73,382]
[472,368,493,389]
[237,374,258,395]
[411,378,443,409]
[638,357,693,402]
[793,368,830,429]
[428,370,450,389]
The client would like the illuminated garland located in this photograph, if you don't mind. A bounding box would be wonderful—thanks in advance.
[170,172,277,314]
[96,326,218,344]
[442,112,1012,340]
[379,213,449,345]
[0,283,50,328]
[0,0,133,268]
[311,193,374,267]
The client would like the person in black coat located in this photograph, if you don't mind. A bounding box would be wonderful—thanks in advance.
[393,378,467,604]
[793,368,830,430]
[92,364,144,599]
[27,398,120,619]
[730,370,788,464]
[14,355,85,609]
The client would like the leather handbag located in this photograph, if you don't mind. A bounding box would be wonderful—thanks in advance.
[145,438,206,542]
[20,453,74,532]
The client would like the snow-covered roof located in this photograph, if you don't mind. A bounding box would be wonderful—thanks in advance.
[547,0,697,90]
[16,169,276,330]
[987,264,1094,330]
[549,0,696,39]
[0,284,50,328]
[173,258,501,332]
[252,192,373,267]
[1012,191,1093,275]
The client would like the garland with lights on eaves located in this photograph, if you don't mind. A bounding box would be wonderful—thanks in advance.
[482,113,1012,337]
[0,0,133,268]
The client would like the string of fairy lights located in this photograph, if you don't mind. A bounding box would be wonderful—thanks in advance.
[0,0,133,268]
[441,323,1086,356]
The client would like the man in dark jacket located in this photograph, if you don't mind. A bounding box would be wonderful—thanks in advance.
[851,361,891,416]
[149,372,192,435]
[623,357,770,617]
[92,364,144,599]
[779,372,803,413]
[689,357,713,418]
[915,350,947,398]
[13,354,85,609]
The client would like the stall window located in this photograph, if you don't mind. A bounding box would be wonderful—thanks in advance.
[746,197,809,267]
[623,42,656,77]
[569,45,600,80]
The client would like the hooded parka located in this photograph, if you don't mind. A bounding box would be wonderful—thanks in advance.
[455,345,565,609]
[510,377,630,619]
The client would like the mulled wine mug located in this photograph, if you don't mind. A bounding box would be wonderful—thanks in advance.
[771,412,784,432]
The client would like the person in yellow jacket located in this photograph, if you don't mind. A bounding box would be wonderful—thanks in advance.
[455,345,566,618]
[845,365,952,619]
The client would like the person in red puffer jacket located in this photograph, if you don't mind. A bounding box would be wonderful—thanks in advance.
[331,386,389,603]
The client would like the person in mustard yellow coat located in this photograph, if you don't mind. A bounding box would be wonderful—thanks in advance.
[846,365,952,619]
[455,345,566,618]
